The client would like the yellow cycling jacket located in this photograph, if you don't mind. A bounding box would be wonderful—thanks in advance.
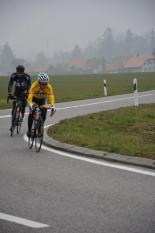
[27,80,55,106]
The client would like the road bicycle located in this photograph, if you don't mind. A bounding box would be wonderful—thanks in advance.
[7,96,24,137]
[28,105,52,152]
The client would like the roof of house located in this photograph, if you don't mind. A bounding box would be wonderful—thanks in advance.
[124,54,153,68]
[27,65,49,73]
[66,59,86,69]
[107,56,129,72]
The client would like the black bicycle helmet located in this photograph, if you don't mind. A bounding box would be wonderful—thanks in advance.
[16,65,25,73]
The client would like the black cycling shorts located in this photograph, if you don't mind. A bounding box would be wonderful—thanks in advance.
[32,97,47,106]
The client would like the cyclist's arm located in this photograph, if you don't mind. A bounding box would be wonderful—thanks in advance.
[27,81,38,104]
[48,93,55,106]
[47,84,55,107]
[8,74,14,93]
[27,90,34,105]
[27,90,35,112]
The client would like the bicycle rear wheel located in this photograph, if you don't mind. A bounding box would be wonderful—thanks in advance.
[28,117,36,149]
[17,122,22,134]
[35,116,44,152]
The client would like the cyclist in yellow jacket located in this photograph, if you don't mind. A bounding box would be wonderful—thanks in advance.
[27,72,56,137]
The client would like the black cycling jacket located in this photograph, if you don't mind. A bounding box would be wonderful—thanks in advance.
[8,72,31,95]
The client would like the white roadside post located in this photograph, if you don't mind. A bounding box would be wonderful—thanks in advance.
[133,78,139,107]
[103,79,107,96]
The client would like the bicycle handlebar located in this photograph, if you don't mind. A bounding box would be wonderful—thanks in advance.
[30,104,56,117]
[40,105,52,110]
[7,95,22,101]
[7,95,17,103]
[31,104,52,110]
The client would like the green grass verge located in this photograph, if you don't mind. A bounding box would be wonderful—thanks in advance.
[0,72,155,109]
[48,104,155,159]
[0,99,11,109]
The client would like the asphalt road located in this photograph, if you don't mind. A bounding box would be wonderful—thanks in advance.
[0,91,155,233]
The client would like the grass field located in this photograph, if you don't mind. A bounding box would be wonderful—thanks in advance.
[0,72,155,109]
[48,103,155,159]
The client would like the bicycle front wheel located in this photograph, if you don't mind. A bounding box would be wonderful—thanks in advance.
[28,129,35,149]
[28,120,36,149]
[10,126,15,137]
[16,111,22,134]
[35,116,44,152]
[10,106,17,137]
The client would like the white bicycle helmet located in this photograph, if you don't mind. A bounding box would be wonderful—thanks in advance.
[38,72,49,84]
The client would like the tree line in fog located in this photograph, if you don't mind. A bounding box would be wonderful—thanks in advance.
[0,28,154,74]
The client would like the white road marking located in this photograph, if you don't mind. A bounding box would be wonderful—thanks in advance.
[56,93,154,111]
[0,212,50,228]
[0,114,11,118]
[44,124,54,130]
[24,134,155,177]
[0,93,154,119]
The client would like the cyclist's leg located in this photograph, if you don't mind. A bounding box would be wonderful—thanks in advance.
[27,97,38,137]
[28,113,34,131]
[16,91,26,119]
[10,100,17,131]
[41,108,47,123]
[21,95,27,118]
[12,89,19,119]
[39,98,47,124]
[12,92,21,123]
[27,109,35,137]
[11,100,16,117]
[37,99,46,136]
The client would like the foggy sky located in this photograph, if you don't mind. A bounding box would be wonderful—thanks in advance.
[0,0,154,59]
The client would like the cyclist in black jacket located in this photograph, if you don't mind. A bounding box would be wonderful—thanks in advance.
[8,65,31,123]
